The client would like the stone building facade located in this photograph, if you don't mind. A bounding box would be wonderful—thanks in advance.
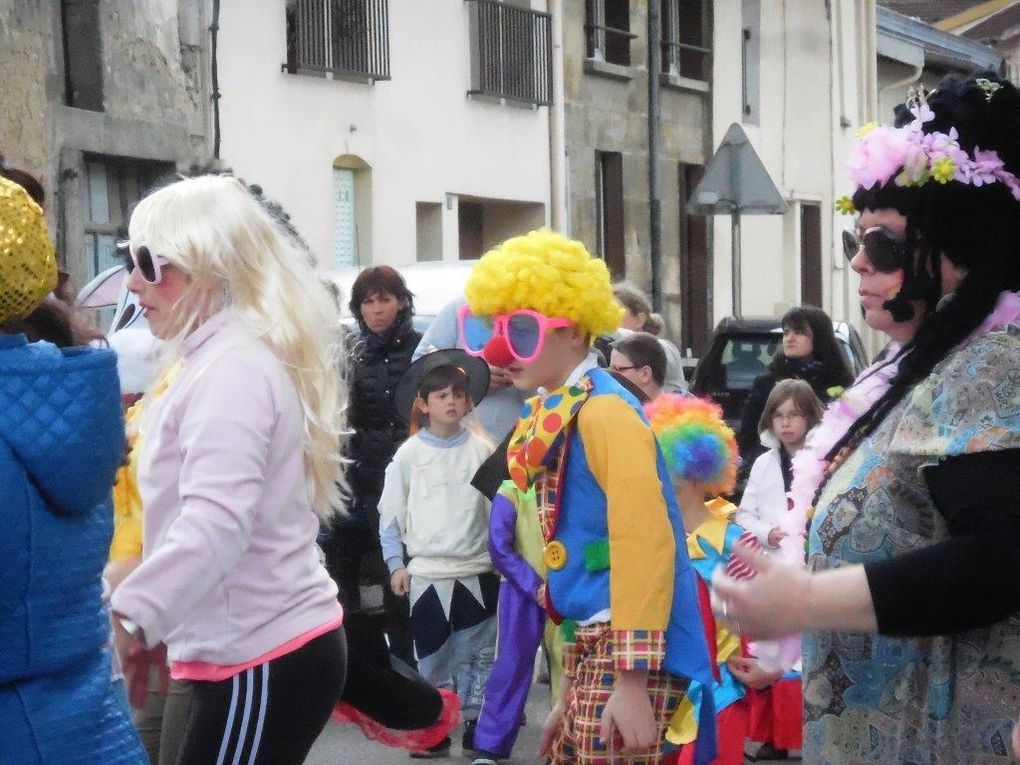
[558,0,713,357]
[0,0,211,289]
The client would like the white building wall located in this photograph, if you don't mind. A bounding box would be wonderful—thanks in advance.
[216,0,551,267]
[710,1,876,338]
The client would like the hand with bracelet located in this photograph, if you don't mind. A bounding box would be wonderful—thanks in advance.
[112,611,169,710]
[710,540,877,640]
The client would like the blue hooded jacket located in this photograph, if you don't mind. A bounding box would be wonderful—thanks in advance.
[0,334,146,764]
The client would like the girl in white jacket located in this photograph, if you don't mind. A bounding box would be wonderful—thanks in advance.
[736,379,824,550]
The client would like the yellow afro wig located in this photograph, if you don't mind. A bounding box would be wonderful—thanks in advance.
[464,229,622,338]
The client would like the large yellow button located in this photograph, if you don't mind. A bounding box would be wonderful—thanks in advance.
[544,541,568,570]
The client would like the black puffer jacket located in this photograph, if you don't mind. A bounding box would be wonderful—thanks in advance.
[340,316,422,529]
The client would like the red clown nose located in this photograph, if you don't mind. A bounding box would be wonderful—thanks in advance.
[482,336,515,367]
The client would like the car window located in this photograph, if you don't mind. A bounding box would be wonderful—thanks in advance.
[719,336,779,390]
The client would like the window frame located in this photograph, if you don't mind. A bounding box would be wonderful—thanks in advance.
[660,0,712,86]
[585,0,636,67]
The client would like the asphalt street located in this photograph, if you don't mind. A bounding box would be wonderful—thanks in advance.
[306,679,793,765]
[307,678,548,765]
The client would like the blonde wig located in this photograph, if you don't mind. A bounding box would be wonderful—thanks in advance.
[128,175,345,518]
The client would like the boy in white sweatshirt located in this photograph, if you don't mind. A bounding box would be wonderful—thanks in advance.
[379,350,496,755]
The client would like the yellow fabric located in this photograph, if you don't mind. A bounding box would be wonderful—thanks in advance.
[0,176,56,324]
[577,394,675,632]
[108,365,180,562]
[545,618,565,702]
[109,462,144,562]
[109,400,146,562]
[665,694,699,745]
[685,498,738,561]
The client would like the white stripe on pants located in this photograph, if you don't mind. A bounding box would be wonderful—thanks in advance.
[214,663,270,765]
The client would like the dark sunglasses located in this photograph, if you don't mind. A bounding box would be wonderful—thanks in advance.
[841,227,911,273]
[121,244,170,285]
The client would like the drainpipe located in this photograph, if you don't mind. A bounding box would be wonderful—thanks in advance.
[548,0,568,233]
[210,0,222,160]
[647,1,662,311]
[879,61,922,115]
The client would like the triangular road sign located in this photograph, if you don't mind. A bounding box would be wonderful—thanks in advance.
[687,123,788,215]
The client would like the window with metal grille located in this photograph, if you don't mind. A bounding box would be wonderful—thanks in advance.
[468,0,553,106]
[586,0,635,66]
[660,0,711,82]
[285,0,390,82]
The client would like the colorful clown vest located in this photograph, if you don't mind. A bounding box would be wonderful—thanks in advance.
[508,367,718,765]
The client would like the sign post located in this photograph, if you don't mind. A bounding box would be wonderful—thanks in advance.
[687,124,787,317]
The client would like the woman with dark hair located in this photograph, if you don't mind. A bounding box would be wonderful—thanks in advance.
[736,305,852,469]
[713,73,1020,764]
[324,264,421,667]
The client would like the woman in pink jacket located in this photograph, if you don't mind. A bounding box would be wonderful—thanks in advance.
[111,175,346,764]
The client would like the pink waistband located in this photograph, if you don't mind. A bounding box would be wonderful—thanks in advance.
[170,610,343,682]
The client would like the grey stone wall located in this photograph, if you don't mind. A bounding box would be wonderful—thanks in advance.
[561,0,711,346]
[0,0,211,288]
[0,3,56,176]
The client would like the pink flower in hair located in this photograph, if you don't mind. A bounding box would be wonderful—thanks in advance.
[922,129,972,183]
[908,102,935,128]
[999,171,1020,201]
[897,139,930,185]
[847,126,911,190]
[970,148,1005,187]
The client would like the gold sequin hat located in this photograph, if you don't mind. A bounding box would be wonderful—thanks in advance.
[0,176,57,325]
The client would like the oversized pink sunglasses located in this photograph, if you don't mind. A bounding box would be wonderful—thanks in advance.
[458,304,575,363]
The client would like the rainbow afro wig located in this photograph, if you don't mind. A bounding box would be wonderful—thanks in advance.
[464,229,622,338]
[645,395,738,497]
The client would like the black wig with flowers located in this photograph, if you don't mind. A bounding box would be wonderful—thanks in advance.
[835,72,1020,458]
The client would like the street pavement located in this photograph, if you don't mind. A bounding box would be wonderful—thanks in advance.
[306,678,794,765]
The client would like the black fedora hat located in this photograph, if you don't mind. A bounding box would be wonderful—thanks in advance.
[393,348,491,425]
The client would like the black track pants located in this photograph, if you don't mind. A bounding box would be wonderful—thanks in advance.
[176,628,346,765]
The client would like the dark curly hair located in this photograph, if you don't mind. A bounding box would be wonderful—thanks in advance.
[836,72,1020,460]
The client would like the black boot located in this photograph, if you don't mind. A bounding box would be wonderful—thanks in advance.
[461,719,477,754]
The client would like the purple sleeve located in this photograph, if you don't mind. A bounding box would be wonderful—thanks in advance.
[489,493,543,598]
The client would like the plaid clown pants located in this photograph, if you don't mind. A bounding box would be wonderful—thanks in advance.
[551,624,688,765]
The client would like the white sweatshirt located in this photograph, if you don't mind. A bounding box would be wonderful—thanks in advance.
[378,428,494,580]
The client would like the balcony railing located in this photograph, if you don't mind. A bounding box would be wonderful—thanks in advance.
[468,0,552,106]
[285,0,390,82]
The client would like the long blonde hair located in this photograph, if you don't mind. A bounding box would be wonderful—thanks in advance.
[128,175,345,518]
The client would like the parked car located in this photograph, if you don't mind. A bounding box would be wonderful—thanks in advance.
[77,260,479,397]
[690,316,869,434]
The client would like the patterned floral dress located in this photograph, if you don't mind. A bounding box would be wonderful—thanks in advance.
[804,325,1020,765]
